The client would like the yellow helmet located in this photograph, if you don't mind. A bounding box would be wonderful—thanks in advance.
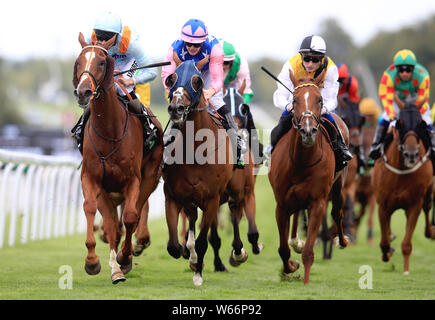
[359,98,381,119]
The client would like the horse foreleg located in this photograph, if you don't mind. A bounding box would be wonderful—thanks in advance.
[303,201,326,284]
[331,181,349,249]
[276,206,299,278]
[244,191,264,254]
[402,205,421,275]
[193,197,220,286]
[97,193,126,284]
[117,178,141,275]
[82,178,101,276]
[378,206,394,262]
[164,189,183,259]
[422,187,434,239]
[208,217,227,272]
[289,211,305,254]
[133,200,150,256]
[228,200,248,267]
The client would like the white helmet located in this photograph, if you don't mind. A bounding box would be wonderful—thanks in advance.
[94,10,122,34]
[299,35,326,55]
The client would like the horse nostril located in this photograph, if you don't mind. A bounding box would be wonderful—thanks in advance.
[177,106,184,114]
[74,89,79,98]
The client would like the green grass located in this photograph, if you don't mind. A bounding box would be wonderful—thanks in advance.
[0,173,435,300]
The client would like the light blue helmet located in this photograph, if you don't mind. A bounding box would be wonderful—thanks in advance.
[94,11,122,34]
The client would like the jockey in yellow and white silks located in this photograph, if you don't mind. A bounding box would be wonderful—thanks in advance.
[267,35,352,172]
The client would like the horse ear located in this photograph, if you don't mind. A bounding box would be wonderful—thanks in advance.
[238,80,246,96]
[196,55,209,71]
[78,32,88,48]
[241,104,249,116]
[173,51,182,67]
[191,75,204,92]
[165,74,177,90]
[103,34,117,50]
[289,69,298,87]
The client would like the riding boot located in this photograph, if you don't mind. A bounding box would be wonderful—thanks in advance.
[246,109,265,165]
[428,129,435,175]
[71,106,90,154]
[321,116,353,172]
[266,112,294,157]
[127,99,158,152]
[368,123,388,165]
[355,145,366,174]
[217,105,246,169]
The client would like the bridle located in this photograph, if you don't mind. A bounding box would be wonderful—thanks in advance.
[75,44,130,178]
[291,83,322,131]
[169,87,208,123]
[75,45,109,101]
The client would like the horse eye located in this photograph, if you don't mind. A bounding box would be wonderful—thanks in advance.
[99,61,106,67]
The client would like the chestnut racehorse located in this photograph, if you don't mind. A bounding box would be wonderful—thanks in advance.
[269,70,349,284]
[73,33,163,284]
[163,60,234,286]
[372,103,433,275]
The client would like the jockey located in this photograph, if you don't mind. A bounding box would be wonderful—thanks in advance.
[337,63,360,107]
[161,19,245,169]
[268,35,353,172]
[71,10,158,153]
[368,49,434,171]
[221,39,264,165]
[336,63,365,169]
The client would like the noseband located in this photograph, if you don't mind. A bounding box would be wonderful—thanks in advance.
[75,45,109,99]
[396,131,419,153]
[291,83,321,131]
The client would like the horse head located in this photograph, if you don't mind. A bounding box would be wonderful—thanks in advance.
[165,60,206,124]
[394,102,427,168]
[289,70,324,147]
[338,101,365,148]
[73,32,116,107]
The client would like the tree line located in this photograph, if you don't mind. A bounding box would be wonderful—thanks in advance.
[1,15,435,128]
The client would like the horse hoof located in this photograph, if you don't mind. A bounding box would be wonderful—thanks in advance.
[111,272,126,284]
[289,238,305,254]
[132,239,150,257]
[229,249,248,267]
[116,252,133,275]
[403,271,410,276]
[84,261,101,275]
[253,243,265,254]
[193,273,203,286]
[390,233,397,242]
[334,236,349,249]
[167,244,182,259]
[214,262,228,272]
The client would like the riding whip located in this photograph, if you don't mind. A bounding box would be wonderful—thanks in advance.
[261,66,293,94]
[114,61,172,77]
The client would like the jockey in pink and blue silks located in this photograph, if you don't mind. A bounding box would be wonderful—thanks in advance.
[161,18,246,169]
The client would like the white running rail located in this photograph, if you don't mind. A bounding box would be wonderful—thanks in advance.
[0,149,165,249]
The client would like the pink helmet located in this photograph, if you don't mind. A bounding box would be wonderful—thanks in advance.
[180,19,208,43]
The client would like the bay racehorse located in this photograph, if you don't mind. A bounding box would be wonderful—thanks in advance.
[353,108,379,245]
[73,33,163,283]
[320,101,365,258]
[163,60,234,286]
[269,70,349,284]
[372,103,433,274]
[206,86,264,270]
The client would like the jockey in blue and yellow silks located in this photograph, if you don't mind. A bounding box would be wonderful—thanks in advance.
[368,49,435,172]
[267,35,352,172]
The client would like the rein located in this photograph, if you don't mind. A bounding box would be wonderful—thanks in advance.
[381,133,430,175]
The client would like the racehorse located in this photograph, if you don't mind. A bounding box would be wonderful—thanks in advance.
[73,33,163,283]
[353,110,379,244]
[372,103,433,274]
[209,86,264,269]
[163,59,234,286]
[320,101,365,258]
[268,70,349,284]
